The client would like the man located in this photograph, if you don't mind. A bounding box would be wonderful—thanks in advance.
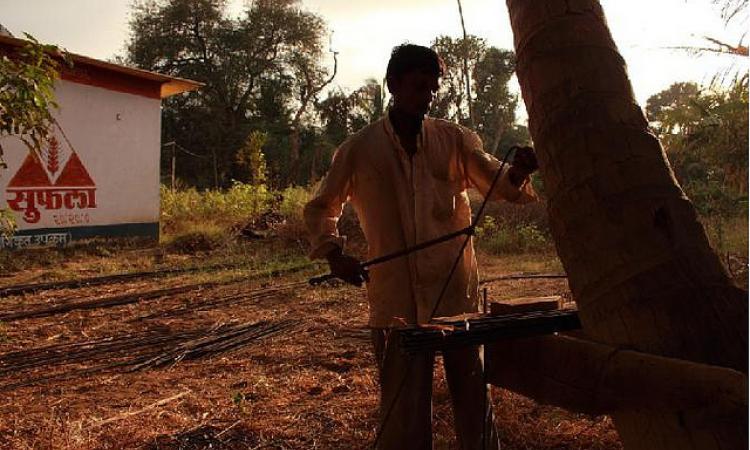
[304,44,538,449]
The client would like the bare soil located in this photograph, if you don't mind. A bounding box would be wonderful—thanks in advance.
[0,248,622,450]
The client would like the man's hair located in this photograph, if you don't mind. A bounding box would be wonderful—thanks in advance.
[385,44,445,83]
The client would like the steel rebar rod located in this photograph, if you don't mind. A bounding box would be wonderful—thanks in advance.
[398,309,581,354]
[309,226,474,285]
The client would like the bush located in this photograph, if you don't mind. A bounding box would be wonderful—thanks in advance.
[700,215,748,256]
[163,222,227,253]
[161,181,272,237]
[279,186,311,226]
[274,185,314,242]
[475,216,552,254]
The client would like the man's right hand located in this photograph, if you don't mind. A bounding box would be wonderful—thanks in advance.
[326,247,368,287]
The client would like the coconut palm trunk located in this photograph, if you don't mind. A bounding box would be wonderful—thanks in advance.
[503,0,747,447]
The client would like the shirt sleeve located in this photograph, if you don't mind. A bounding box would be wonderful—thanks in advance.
[459,128,537,204]
[303,140,354,259]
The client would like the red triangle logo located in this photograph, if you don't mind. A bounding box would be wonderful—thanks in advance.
[54,153,95,187]
[7,154,52,187]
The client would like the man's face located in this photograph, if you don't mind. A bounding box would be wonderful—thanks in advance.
[389,70,440,118]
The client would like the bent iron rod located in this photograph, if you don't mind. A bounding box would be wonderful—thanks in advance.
[308,225,474,285]
[308,145,528,287]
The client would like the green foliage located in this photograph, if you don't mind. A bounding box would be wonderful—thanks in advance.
[125,1,524,189]
[158,181,317,252]
[235,131,268,185]
[278,186,311,224]
[318,78,385,142]
[646,82,702,139]
[0,209,16,238]
[127,0,332,189]
[276,185,312,238]
[475,216,551,254]
[0,34,65,237]
[160,182,272,236]
[163,221,226,253]
[430,36,522,153]
[472,47,519,154]
[430,35,487,125]
[702,216,748,256]
[0,34,63,159]
[646,80,748,217]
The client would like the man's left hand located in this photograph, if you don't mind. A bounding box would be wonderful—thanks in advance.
[508,146,538,187]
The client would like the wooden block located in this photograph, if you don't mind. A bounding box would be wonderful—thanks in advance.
[490,295,562,315]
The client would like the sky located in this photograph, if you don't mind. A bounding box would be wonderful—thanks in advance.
[1,0,746,118]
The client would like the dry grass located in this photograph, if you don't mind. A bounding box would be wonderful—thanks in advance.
[0,244,622,450]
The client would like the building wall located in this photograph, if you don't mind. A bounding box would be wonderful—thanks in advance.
[0,79,162,247]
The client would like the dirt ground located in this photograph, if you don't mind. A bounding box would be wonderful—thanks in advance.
[0,245,625,450]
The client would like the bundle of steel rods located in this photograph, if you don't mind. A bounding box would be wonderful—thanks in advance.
[136,281,308,320]
[1,277,309,322]
[0,284,212,321]
[0,330,201,376]
[0,262,253,298]
[398,309,581,354]
[0,261,315,299]
[128,319,297,370]
[0,319,297,390]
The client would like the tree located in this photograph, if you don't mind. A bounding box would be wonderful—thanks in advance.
[430,36,521,153]
[0,34,63,169]
[285,38,337,185]
[645,82,702,138]
[349,78,386,129]
[674,0,749,85]
[647,81,748,215]
[235,130,268,186]
[0,34,65,235]
[472,47,518,154]
[125,0,333,188]
[311,78,387,180]
[501,0,747,448]
[430,35,486,125]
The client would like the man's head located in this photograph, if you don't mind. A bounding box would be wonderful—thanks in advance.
[386,44,444,118]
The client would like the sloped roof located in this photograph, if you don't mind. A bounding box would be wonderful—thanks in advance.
[0,34,202,99]
[0,23,13,37]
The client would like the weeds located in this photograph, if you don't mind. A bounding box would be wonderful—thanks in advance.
[162,222,227,254]
[701,215,748,256]
[160,182,272,238]
[475,216,553,254]
[276,185,313,239]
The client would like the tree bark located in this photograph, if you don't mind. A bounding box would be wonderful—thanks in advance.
[487,335,747,426]
[503,0,748,448]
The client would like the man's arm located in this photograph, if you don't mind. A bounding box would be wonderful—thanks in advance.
[459,129,538,204]
[303,141,367,286]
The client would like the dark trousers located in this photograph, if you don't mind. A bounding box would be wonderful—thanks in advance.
[371,329,500,450]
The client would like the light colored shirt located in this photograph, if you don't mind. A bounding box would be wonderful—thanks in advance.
[304,114,537,327]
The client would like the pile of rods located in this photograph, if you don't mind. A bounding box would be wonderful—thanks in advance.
[135,280,309,320]
[0,265,316,322]
[398,309,581,354]
[0,260,316,298]
[0,319,297,390]
[0,260,262,298]
[0,284,213,321]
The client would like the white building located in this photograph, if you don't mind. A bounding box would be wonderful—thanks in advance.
[0,35,201,248]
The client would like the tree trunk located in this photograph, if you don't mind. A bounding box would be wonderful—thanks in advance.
[503,0,748,448]
[489,111,506,156]
[288,123,302,185]
[487,335,747,429]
